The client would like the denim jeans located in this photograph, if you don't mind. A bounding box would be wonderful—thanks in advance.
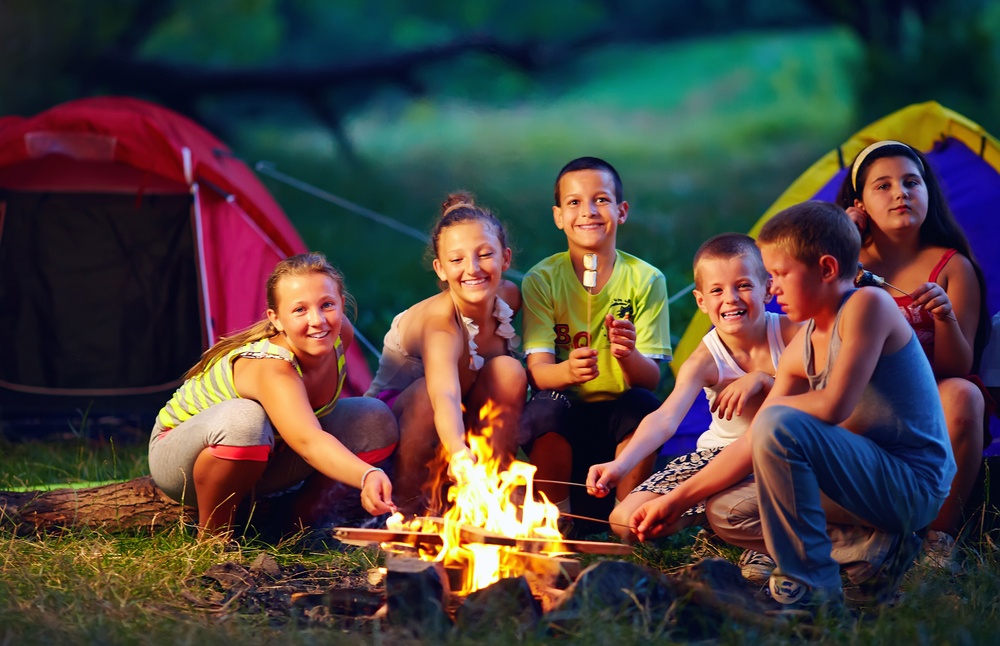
[708,405,945,594]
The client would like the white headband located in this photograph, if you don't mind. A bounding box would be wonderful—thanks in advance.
[851,140,924,191]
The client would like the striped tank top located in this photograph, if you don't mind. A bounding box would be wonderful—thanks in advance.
[156,336,347,429]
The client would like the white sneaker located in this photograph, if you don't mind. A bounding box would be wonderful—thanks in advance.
[739,549,776,585]
[921,530,959,572]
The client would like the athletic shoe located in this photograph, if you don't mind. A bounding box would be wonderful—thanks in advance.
[855,531,922,604]
[921,530,959,572]
[765,573,847,621]
[738,549,776,585]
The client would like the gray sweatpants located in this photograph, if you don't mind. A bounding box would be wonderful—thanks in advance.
[148,397,398,507]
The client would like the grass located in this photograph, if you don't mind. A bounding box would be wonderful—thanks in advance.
[2,435,1000,644]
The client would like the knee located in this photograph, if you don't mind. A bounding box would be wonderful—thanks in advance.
[938,379,985,441]
[705,485,759,543]
[520,391,569,442]
[213,399,273,446]
[482,356,527,403]
[608,504,635,541]
[748,405,794,456]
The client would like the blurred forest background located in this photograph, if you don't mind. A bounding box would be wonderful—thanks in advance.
[4,0,999,378]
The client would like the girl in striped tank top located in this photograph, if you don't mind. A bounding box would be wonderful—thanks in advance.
[149,252,398,537]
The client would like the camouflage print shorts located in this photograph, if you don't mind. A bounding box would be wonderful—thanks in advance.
[630,446,724,517]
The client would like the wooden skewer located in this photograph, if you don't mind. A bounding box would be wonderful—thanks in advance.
[558,511,636,532]
[532,478,593,489]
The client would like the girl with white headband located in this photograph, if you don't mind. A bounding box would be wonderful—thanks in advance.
[836,140,993,568]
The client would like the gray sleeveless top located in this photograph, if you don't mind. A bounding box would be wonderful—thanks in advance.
[804,290,955,499]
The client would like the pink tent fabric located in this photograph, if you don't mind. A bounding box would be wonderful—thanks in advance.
[0,96,372,398]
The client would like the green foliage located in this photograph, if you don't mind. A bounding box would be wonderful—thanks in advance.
[141,0,284,65]
[240,29,856,363]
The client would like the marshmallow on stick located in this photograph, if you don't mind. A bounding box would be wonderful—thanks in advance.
[583,253,598,288]
[583,253,597,347]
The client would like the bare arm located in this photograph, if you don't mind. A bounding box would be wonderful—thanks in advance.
[526,348,599,391]
[632,433,754,541]
[761,288,907,424]
[587,343,718,494]
[630,331,809,540]
[419,316,470,458]
[919,253,981,377]
[237,359,395,514]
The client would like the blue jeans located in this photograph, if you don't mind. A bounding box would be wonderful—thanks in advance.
[710,405,945,594]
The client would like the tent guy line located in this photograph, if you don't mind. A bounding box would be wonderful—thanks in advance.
[253,159,698,303]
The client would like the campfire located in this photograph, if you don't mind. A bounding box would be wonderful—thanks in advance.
[335,401,629,603]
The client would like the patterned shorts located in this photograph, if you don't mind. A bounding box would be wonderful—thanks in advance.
[630,446,724,517]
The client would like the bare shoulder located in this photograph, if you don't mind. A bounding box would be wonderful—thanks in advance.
[399,292,459,351]
[841,287,910,349]
[233,354,301,400]
[499,279,522,314]
[777,314,803,345]
[937,248,978,286]
[678,341,721,388]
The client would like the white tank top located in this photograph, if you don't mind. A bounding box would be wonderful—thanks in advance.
[697,311,785,450]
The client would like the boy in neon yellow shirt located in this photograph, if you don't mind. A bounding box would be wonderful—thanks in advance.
[520,157,671,525]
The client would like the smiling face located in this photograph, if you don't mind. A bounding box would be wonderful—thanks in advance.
[694,255,772,333]
[759,243,821,323]
[553,168,628,254]
[856,155,928,236]
[267,271,344,359]
[432,220,510,306]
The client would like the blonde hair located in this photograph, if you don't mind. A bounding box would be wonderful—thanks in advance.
[183,252,352,379]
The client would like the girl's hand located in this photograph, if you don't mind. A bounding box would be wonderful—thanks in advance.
[844,205,868,235]
[585,461,620,498]
[910,282,954,321]
[711,372,773,421]
[605,313,636,359]
[360,469,396,515]
[567,347,599,384]
[448,448,476,485]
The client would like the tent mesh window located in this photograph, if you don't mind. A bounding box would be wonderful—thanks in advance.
[0,191,202,392]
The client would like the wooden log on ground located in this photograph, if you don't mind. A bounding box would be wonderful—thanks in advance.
[0,476,194,534]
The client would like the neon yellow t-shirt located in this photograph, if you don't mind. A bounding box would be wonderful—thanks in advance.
[521,250,671,402]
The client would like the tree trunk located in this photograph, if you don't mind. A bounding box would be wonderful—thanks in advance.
[0,476,194,535]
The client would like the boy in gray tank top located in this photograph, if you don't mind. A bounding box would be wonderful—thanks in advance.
[630,201,954,616]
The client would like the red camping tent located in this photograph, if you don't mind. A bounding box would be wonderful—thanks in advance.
[0,96,371,423]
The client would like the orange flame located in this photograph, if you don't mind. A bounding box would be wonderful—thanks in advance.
[387,400,563,594]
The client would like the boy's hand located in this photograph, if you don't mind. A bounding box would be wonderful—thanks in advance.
[631,495,682,542]
[566,347,599,383]
[711,372,774,421]
[584,461,619,498]
[909,281,954,321]
[604,313,636,359]
[360,470,397,516]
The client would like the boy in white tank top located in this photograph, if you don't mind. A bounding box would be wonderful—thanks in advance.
[586,233,800,542]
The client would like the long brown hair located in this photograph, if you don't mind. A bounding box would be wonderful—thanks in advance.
[183,252,352,379]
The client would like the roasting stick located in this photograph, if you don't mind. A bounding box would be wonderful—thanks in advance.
[558,511,637,533]
[583,253,598,341]
[857,264,958,321]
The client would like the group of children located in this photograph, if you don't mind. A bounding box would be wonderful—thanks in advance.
[148,143,993,616]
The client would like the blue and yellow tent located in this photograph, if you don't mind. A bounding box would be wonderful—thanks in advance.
[666,101,1000,456]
